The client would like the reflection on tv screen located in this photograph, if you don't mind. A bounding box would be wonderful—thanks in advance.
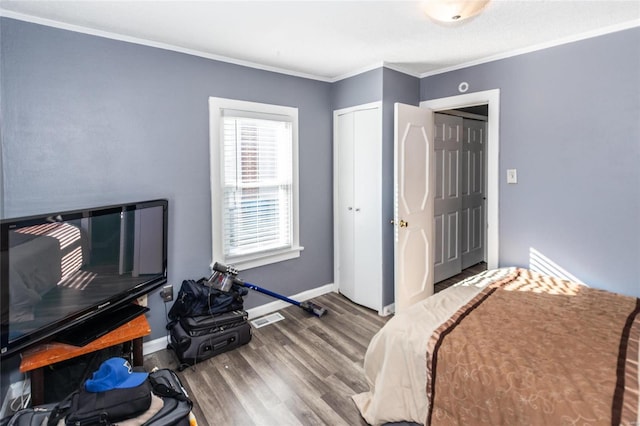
[7,206,164,343]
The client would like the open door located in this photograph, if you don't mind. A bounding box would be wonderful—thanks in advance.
[394,103,435,313]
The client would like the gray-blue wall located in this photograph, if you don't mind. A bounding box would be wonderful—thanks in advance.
[0,18,334,348]
[331,68,382,111]
[421,27,640,297]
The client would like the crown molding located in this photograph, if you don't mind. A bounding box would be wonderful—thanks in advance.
[420,19,640,78]
[2,9,638,84]
[0,9,334,83]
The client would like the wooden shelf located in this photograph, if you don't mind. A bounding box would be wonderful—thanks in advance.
[19,314,151,405]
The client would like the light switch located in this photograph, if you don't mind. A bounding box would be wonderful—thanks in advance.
[507,169,518,184]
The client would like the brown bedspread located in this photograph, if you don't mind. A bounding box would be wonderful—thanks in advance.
[426,269,640,425]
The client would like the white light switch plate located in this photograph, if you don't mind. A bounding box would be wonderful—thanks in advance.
[507,169,518,184]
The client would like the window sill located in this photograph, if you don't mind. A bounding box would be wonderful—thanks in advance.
[212,246,304,271]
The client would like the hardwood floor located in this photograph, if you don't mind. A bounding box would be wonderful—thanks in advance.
[434,262,487,293]
[144,263,487,426]
[144,292,389,426]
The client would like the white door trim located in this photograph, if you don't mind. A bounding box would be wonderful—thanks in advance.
[333,101,382,116]
[420,89,500,269]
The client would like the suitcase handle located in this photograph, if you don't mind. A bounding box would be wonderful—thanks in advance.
[205,336,236,353]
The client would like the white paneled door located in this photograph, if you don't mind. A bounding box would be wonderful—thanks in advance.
[461,118,486,268]
[433,114,487,282]
[433,113,462,283]
[336,111,356,302]
[393,103,435,313]
[335,104,382,312]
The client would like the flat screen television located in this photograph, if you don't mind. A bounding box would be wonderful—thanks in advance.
[0,199,168,359]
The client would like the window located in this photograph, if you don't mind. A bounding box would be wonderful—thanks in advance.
[209,97,302,270]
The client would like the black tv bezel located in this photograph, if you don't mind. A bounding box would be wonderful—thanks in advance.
[0,199,168,359]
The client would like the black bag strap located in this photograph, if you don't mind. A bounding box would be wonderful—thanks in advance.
[147,375,188,402]
[47,390,113,426]
[68,413,111,426]
[46,390,76,426]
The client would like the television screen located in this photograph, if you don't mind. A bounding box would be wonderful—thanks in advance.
[0,199,168,358]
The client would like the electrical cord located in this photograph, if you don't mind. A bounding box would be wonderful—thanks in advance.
[164,289,192,371]
[9,371,31,412]
[164,299,171,348]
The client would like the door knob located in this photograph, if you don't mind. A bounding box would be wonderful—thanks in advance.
[391,219,409,227]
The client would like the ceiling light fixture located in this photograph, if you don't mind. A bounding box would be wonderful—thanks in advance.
[422,0,491,23]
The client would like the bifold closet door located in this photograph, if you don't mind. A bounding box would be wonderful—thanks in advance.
[461,118,486,268]
[352,108,381,310]
[336,112,356,303]
[434,114,487,282]
[434,113,462,283]
[335,106,382,311]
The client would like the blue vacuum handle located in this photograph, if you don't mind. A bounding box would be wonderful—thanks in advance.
[212,262,302,307]
[241,282,302,308]
[211,261,327,317]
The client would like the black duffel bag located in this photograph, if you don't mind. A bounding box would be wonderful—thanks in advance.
[64,381,151,426]
[168,277,247,320]
[61,357,152,426]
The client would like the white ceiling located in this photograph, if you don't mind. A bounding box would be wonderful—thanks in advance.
[1,1,639,81]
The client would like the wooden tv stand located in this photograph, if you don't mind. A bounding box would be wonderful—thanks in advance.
[20,314,151,406]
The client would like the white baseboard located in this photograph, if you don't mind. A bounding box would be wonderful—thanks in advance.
[245,283,334,320]
[381,302,395,316]
[143,283,335,355]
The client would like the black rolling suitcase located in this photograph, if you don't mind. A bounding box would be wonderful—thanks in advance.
[168,310,252,371]
[180,310,248,336]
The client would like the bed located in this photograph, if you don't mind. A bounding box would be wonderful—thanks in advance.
[353,268,639,425]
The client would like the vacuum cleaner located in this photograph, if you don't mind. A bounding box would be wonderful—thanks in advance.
[207,262,328,317]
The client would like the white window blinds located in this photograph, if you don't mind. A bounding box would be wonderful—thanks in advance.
[210,97,301,270]
[221,113,293,258]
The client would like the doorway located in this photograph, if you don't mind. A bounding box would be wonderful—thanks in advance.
[433,107,488,283]
[420,89,500,271]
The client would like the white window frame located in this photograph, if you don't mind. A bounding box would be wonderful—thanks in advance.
[209,97,303,270]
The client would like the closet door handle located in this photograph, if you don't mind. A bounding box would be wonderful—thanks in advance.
[348,207,353,211]
[355,208,360,212]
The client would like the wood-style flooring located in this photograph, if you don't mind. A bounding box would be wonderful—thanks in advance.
[434,262,487,293]
[144,262,487,426]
